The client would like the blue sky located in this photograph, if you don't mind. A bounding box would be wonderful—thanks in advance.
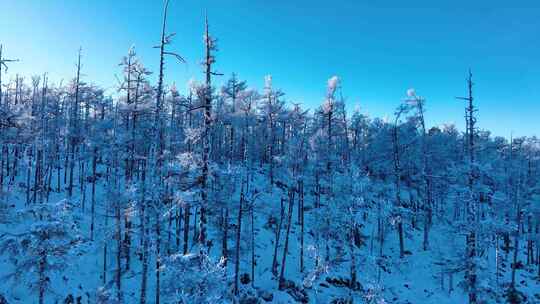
[1,0,539,136]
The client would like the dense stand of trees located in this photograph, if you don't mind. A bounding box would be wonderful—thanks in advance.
[0,4,539,304]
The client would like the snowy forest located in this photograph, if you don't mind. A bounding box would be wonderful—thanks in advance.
[1,2,539,304]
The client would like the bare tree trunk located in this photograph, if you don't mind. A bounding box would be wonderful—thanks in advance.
[192,207,198,247]
[272,197,285,276]
[0,145,5,189]
[392,116,405,258]
[315,172,320,208]
[68,49,82,199]
[495,235,500,287]
[199,15,217,247]
[299,180,305,273]
[398,222,405,258]
[33,147,43,205]
[115,201,122,301]
[222,207,229,266]
[279,188,295,289]
[176,207,181,251]
[167,210,172,255]
[90,147,97,240]
[234,183,245,295]
[124,213,132,271]
[155,210,161,304]
[80,159,86,211]
[251,199,256,288]
[26,149,31,205]
[462,70,477,304]
[349,221,357,290]
[45,163,52,202]
[38,249,46,304]
[152,2,174,302]
[537,245,540,278]
[56,149,61,193]
[511,205,521,287]
[103,209,109,286]
[140,158,148,304]
[183,204,190,255]
[12,146,21,184]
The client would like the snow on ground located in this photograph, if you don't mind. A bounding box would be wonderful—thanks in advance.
[1,166,539,303]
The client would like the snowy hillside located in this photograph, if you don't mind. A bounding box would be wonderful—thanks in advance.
[1,2,540,304]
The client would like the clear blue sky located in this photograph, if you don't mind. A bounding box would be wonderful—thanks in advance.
[1,0,539,136]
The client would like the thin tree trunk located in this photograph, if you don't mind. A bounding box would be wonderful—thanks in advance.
[299,180,305,273]
[511,205,521,287]
[90,147,97,240]
[115,201,122,300]
[183,204,190,255]
[349,221,357,290]
[279,188,295,289]
[272,197,285,276]
[140,158,148,304]
[234,183,245,295]
[176,207,181,251]
[251,199,255,288]
[38,249,46,304]
[222,207,229,266]
[155,210,161,304]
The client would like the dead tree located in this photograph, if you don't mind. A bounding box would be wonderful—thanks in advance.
[153,1,184,302]
[456,70,478,304]
[392,106,406,258]
[405,91,433,251]
[68,48,82,198]
[199,14,221,246]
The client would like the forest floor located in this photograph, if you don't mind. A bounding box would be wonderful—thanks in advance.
[1,166,539,303]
